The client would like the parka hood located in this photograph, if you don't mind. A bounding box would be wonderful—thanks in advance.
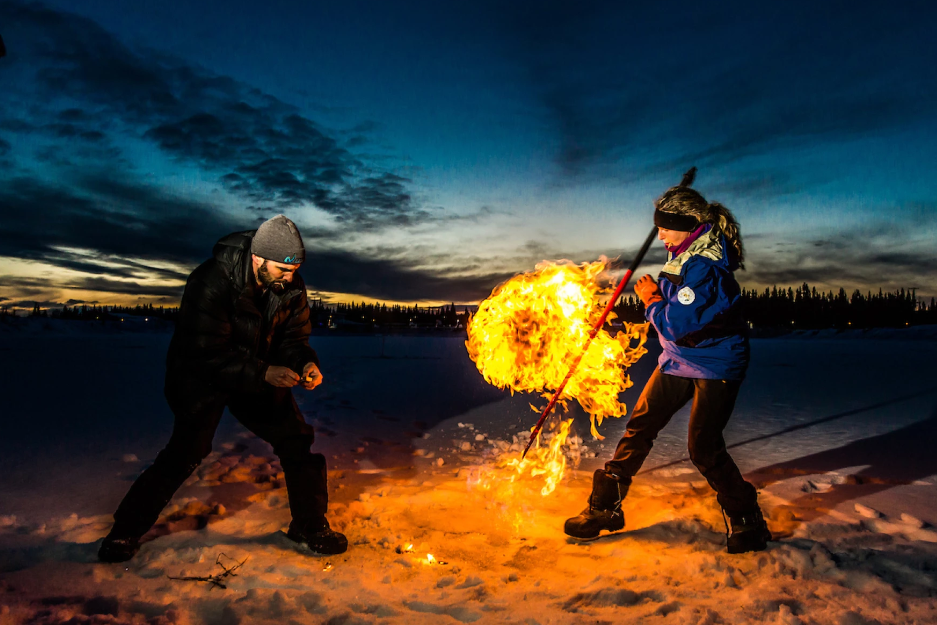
[661,227,739,277]
[212,231,255,266]
[209,230,256,289]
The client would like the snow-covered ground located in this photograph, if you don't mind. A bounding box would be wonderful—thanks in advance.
[2,319,937,624]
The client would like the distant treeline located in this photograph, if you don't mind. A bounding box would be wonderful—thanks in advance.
[1,300,469,329]
[5,303,181,321]
[613,283,937,330]
[4,284,937,331]
[311,300,468,329]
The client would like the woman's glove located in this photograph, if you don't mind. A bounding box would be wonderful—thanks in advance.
[634,274,664,307]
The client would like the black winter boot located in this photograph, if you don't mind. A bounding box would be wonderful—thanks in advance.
[287,519,348,555]
[564,469,627,540]
[724,506,771,554]
[98,533,141,563]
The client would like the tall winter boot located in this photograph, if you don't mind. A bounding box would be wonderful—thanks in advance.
[98,532,141,563]
[724,506,771,554]
[287,518,348,555]
[564,469,627,540]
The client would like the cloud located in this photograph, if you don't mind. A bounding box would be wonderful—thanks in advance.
[0,174,236,266]
[0,2,515,303]
[0,172,516,303]
[495,1,937,181]
[4,299,68,309]
[1,274,182,299]
[0,1,424,228]
[742,222,937,297]
[302,249,516,302]
[56,277,185,298]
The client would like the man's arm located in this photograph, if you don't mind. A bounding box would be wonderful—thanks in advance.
[274,289,320,376]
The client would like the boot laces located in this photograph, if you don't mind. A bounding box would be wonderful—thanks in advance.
[722,509,762,535]
[589,480,623,513]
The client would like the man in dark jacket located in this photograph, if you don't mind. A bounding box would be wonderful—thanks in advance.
[99,215,347,562]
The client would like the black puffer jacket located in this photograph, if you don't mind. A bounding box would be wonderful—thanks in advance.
[165,231,319,404]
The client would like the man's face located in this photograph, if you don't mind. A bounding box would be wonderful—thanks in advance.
[657,227,692,251]
[257,259,301,293]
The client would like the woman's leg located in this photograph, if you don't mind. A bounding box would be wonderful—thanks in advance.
[605,368,696,484]
[565,369,694,539]
[686,378,769,552]
[685,378,757,513]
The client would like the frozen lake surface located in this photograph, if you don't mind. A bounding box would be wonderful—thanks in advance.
[1,320,936,624]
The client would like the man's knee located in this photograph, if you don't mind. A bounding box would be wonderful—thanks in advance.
[273,435,317,462]
[277,448,326,481]
[157,438,212,476]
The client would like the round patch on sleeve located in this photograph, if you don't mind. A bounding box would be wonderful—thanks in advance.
[677,286,696,305]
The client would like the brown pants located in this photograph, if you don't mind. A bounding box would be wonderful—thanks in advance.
[605,368,757,514]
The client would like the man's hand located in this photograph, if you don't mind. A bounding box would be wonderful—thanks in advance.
[265,365,300,388]
[634,274,664,307]
[300,362,323,390]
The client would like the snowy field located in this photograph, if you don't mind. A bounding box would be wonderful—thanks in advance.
[2,319,937,624]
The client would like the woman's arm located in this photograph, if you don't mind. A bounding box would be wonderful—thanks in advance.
[645,261,735,343]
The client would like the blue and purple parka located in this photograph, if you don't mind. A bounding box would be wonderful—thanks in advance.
[644,226,749,380]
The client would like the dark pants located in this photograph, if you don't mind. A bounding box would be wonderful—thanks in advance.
[111,385,327,539]
[605,368,757,514]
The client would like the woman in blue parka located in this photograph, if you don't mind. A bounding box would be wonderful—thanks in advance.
[565,169,771,554]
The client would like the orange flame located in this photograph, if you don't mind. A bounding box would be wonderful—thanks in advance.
[466,259,648,439]
[465,418,574,534]
[507,418,574,496]
[468,418,574,498]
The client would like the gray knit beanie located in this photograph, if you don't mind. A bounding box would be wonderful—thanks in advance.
[251,215,305,264]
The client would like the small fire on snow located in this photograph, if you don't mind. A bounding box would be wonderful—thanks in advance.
[422,553,447,565]
[396,542,447,565]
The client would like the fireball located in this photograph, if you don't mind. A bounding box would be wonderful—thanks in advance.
[466,259,648,440]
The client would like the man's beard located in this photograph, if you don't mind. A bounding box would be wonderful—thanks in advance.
[257,263,289,293]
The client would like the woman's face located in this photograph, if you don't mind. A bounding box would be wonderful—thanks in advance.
[657,227,692,250]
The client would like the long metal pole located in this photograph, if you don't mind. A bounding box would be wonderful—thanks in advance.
[520,226,658,460]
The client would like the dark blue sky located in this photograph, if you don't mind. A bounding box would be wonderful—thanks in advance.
[2,1,936,307]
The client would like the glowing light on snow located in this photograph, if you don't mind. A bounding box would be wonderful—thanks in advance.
[515,418,573,496]
[468,418,573,499]
[466,259,648,440]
